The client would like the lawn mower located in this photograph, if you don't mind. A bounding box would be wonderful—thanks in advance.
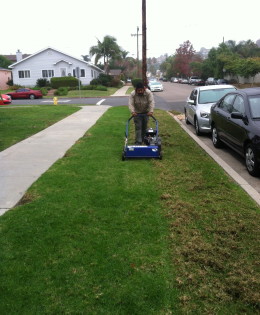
[122,114,162,160]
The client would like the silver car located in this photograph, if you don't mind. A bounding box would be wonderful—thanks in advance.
[184,85,237,135]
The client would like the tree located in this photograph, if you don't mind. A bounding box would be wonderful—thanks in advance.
[81,55,91,62]
[174,40,195,77]
[0,55,12,69]
[89,35,122,74]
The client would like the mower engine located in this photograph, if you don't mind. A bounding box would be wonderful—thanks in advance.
[144,128,160,145]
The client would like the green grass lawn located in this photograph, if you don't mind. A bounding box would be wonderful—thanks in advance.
[0,106,80,151]
[0,106,259,314]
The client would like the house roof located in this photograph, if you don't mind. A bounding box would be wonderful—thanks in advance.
[8,47,103,72]
[0,67,12,71]
[53,59,73,65]
[3,54,31,62]
[109,69,122,76]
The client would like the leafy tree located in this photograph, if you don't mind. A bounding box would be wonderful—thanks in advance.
[81,55,91,62]
[0,55,12,69]
[174,40,195,77]
[89,35,122,74]
[237,58,260,81]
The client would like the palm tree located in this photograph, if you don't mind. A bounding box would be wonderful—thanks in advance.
[89,35,121,74]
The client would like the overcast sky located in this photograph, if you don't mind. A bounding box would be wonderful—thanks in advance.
[2,0,260,61]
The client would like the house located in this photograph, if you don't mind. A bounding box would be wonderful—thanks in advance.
[109,69,122,79]
[8,47,103,87]
[0,67,12,90]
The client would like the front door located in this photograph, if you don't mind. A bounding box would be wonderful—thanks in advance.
[60,68,66,76]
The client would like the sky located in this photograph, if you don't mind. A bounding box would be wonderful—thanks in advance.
[2,0,260,62]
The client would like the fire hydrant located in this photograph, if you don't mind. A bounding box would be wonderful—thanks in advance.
[53,96,58,105]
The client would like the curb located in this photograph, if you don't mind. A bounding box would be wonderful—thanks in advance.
[168,112,260,206]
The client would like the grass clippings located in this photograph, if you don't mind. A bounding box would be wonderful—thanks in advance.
[0,106,259,314]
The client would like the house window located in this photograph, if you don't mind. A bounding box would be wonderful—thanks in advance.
[80,69,85,77]
[73,69,85,77]
[42,70,54,78]
[18,70,30,78]
[91,70,94,78]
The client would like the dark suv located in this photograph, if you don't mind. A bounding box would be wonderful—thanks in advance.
[210,88,260,176]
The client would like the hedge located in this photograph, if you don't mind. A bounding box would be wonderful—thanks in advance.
[51,77,79,88]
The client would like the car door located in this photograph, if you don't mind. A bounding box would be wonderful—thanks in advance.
[213,93,236,142]
[224,95,248,154]
[16,88,27,98]
[186,89,197,124]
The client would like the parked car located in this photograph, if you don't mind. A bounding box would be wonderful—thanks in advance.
[188,76,199,85]
[181,78,189,84]
[0,94,12,105]
[216,79,229,85]
[210,88,260,176]
[196,78,205,86]
[148,81,163,92]
[184,85,237,135]
[6,88,43,100]
[205,77,218,85]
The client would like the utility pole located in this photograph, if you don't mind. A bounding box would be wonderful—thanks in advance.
[142,0,147,86]
[131,26,142,78]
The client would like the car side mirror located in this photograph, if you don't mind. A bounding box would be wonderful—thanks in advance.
[188,99,196,105]
[231,112,248,124]
[231,112,243,119]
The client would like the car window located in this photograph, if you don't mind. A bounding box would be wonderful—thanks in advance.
[232,95,245,114]
[249,95,260,118]
[199,88,236,104]
[189,90,197,101]
[218,94,236,112]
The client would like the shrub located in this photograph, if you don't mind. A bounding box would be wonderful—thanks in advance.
[6,79,13,86]
[108,78,123,88]
[89,79,99,86]
[54,87,68,96]
[40,87,48,96]
[131,78,143,88]
[95,85,107,91]
[82,85,95,90]
[90,73,114,87]
[36,78,50,87]
[51,77,79,89]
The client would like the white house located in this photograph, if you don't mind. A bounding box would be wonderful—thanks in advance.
[8,47,103,87]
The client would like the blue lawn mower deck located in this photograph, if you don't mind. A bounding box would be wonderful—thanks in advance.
[122,115,162,161]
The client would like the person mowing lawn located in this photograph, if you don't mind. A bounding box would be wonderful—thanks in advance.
[128,82,155,145]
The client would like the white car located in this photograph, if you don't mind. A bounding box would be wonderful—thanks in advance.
[148,81,163,92]
[184,85,237,135]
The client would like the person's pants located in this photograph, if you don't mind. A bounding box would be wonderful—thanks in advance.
[134,115,149,144]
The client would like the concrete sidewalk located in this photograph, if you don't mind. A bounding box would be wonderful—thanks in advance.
[111,85,130,96]
[0,105,110,215]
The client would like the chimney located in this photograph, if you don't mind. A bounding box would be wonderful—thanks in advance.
[16,49,23,62]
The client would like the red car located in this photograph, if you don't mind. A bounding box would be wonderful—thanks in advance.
[0,94,12,105]
[7,88,43,100]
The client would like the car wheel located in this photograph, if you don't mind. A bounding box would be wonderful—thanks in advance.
[185,111,190,125]
[194,118,202,136]
[29,94,35,100]
[212,126,222,148]
[245,144,260,176]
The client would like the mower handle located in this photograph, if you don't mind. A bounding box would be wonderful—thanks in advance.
[128,114,157,123]
[125,114,158,138]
